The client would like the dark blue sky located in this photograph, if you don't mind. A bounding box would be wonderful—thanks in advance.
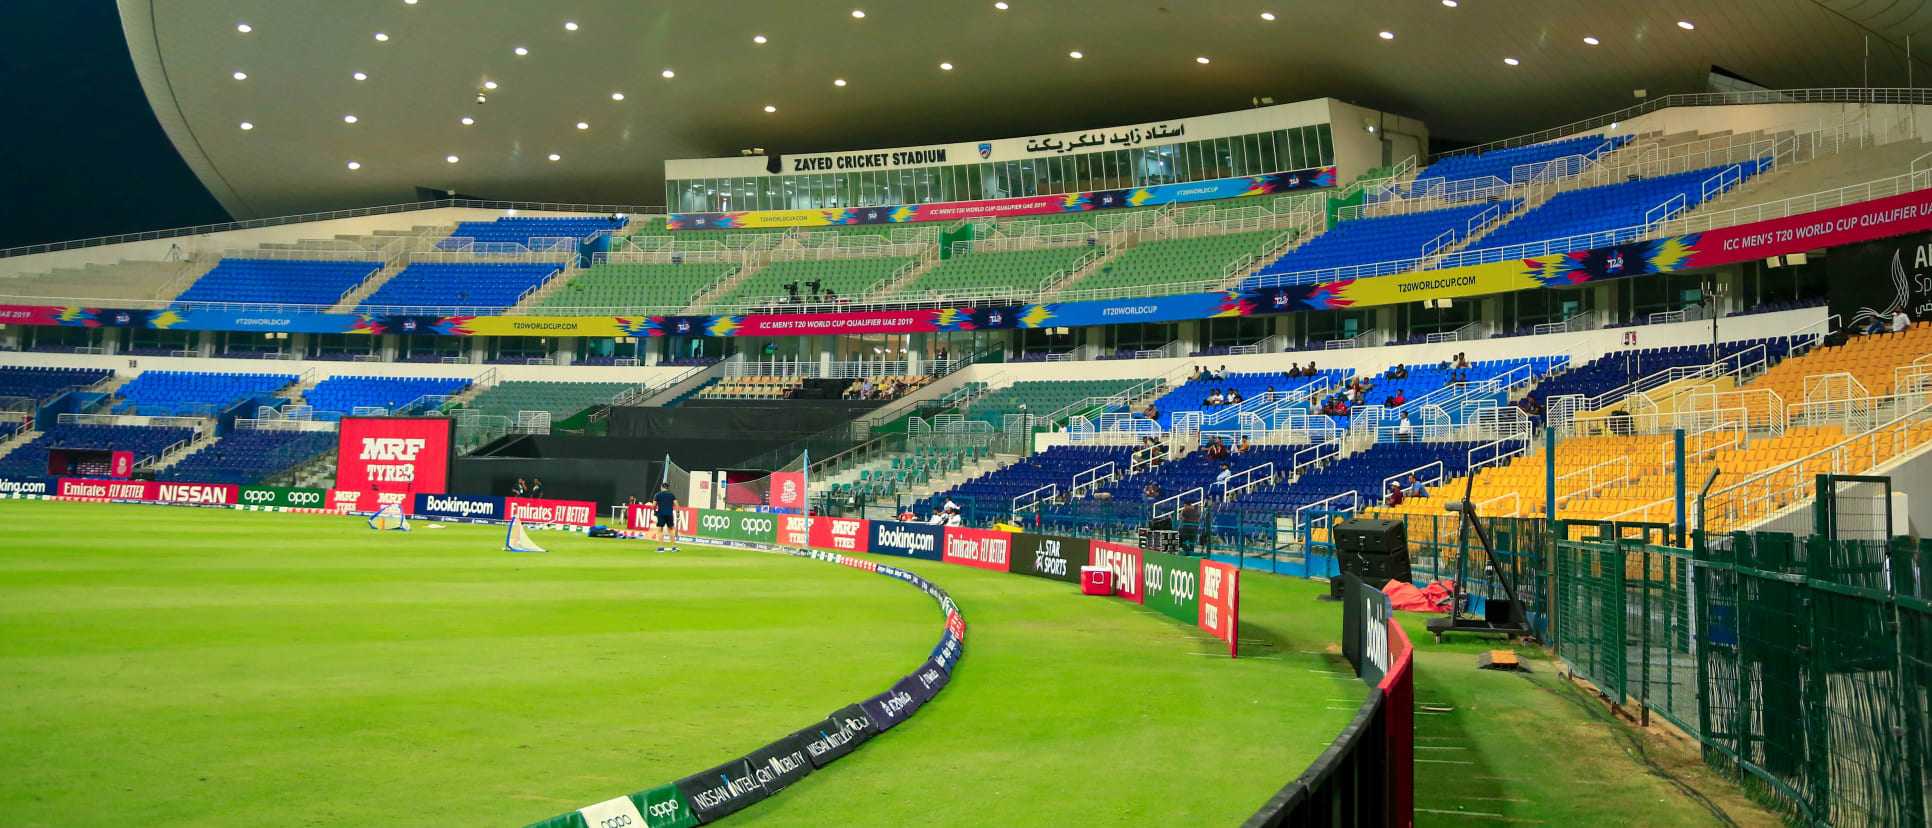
[0,0,228,250]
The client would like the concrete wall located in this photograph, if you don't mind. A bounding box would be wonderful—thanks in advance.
[0,349,687,386]
[1551,102,1932,151]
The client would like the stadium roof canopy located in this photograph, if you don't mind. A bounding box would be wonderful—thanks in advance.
[120,0,1932,219]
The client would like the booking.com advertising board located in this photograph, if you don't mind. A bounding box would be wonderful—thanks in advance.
[7,184,1930,341]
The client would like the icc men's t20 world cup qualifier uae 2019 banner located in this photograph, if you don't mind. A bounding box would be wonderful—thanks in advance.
[9,184,1931,341]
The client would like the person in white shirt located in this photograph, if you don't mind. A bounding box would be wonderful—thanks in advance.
[1892,310,1911,333]
[943,508,964,527]
[1396,411,1414,442]
[943,498,959,512]
[1214,463,1233,493]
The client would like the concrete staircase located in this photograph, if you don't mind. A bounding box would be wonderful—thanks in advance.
[0,259,197,303]
[146,424,223,473]
[1036,244,1131,297]
[326,265,410,313]
[684,259,772,313]
[0,425,42,462]
[861,252,946,302]
[500,268,581,315]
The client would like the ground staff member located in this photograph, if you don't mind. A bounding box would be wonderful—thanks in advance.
[653,483,680,553]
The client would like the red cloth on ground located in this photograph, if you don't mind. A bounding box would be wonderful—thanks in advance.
[1383,579,1455,613]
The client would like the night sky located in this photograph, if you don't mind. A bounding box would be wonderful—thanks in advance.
[0,0,228,250]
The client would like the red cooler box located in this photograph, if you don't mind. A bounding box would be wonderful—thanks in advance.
[1080,566,1114,596]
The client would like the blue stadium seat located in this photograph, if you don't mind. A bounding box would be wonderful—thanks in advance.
[1409,134,1629,195]
[1463,160,1771,257]
[357,263,562,312]
[303,375,472,417]
[438,216,628,249]
[112,371,296,417]
[1245,201,1521,287]
[160,429,336,485]
[0,424,197,476]
[0,366,112,403]
[174,259,381,306]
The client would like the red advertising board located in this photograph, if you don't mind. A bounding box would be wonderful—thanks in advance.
[56,478,237,506]
[110,451,133,479]
[625,503,655,532]
[941,526,1012,572]
[1089,540,1144,604]
[333,417,453,495]
[506,497,596,527]
[770,472,806,510]
[1198,560,1241,658]
[809,516,870,554]
[778,514,812,547]
[326,488,410,513]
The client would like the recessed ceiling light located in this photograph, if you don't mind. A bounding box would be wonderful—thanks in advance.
[461,116,474,125]
[353,71,368,80]
[564,21,578,31]
[661,69,675,78]
[1677,20,1695,30]
[753,35,768,44]
[1583,36,1600,45]
[236,23,252,33]
[232,71,247,80]
[1503,57,1520,65]
[1069,50,1083,59]
[1196,56,1210,64]
[347,161,361,170]
[374,32,389,41]
[514,46,528,56]
[404,0,417,4]
[939,62,954,70]
[238,121,254,130]
[1260,12,1275,20]
[1378,31,1394,39]
[611,91,625,100]
[343,114,358,123]
[547,153,561,161]
[834,78,847,86]
[1441,0,1457,6]
[483,80,498,89]
[851,9,866,18]
[995,1,1008,8]
[446,155,460,163]
[763,105,777,113]
[576,121,589,129]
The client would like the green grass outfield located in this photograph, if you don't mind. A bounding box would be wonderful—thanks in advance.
[0,501,1357,827]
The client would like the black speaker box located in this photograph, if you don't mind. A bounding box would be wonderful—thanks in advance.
[1334,517,1407,554]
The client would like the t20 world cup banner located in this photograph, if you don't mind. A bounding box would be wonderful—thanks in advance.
[334,417,453,495]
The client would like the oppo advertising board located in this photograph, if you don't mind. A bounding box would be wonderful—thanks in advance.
[238,486,328,509]
[333,417,453,495]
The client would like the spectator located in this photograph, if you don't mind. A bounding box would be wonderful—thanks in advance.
[1456,352,1471,370]
[943,507,963,527]
[1206,389,1224,406]
[529,478,544,498]
[1143,403,1159,421]
[512,478,528,496]
[1287,364,1303,378]
[1217,364,1229,381]
[1144,481,1164,501]
[860,378,875,399]
[1228,389,1244,405]
[1407,473,1430,498]
[1207,437,1231,461]
[1266,385,1276,397]
[1385,480,1405,507]
[1215,463,1233,492]
[1892,309,1911,333]
[1390,363,1408,380]
[1189,366,1205,381]
[1397,411,1414,442]
[1237,436,1252,454]
[1179,500,1202,554]
[1866,316,1889,335]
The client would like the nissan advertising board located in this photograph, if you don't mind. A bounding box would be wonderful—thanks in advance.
[1089,540,1145,604]
[56,478,238,506]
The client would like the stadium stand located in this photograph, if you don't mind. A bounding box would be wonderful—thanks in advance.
[1409,134,1630,194]
[707,257,916,308]
[1245,201,1520,286]
[111,371,296,417]
[0,366,112,403]
[964,378,1150,427]
[0,260,191,303]
[0,424,197,476]
[440,216,626,249]
[936,445,1132,513]
[1746,322,1930,399]
[1466,161,1770,254]
[459,381,634,420]
[887,246,1094,299]
[172,259,381,307]
[1235,440,1483,515]
[532,262,738,311]
[158,429,336,485]
[1144,369,1351,428]
[357,262,562,312]
[1061,229,1294,294]
[304,376,471,416]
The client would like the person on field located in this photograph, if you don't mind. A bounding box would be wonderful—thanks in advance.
[652,482,679,552]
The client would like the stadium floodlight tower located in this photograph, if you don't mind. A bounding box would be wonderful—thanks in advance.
[1425,475,1536,643]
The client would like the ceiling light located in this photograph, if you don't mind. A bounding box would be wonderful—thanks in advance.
[995,1,1008,8]
[446,155,460,163]
[347,161,361,170]
[353,71,368,80]
[404,0,417,4]
[460,116,474,125]
[238,121,254,130]
[1196,56,1210,64]
[1441,0,1457,6]
[1583,36,1600,45]
[514,46,529,56]
[374,32,389,41]
[1260,12,1275,20]
[851,9,866,18]
[547,153,561,161]
[661,69,675,78]
[564,21,578,31]
[236,23,252,33]
[763,105,777,112]
[611,92,625,100]
[1503,57,1520,65]
[1378,31,1394,39]
[939,62,954,70]
[753,35,768,44]
[834,78,847,86]
[232,71,247,80]
[576,121,590,129]
[343,114,358,123]
[1069,50,1083,59]
[1677,20,1695,30]
[483,80,498,89]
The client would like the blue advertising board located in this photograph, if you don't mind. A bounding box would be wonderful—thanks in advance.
[413,493,506,523]
[867,521,943,561]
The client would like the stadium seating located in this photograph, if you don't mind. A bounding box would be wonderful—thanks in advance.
[964,379,1150,427]
[936,445,1132,517]
[0,423,197,476]
[888,246,1094,299]
[0,420,21,440]
[158,429,335,485]
[1746,323,1931,400]
[1409,134,1629,194]
[1144,369,1351,429]
[1466,161,1769,255]
[440,216,626,249]
[1062,230,1292,294]
[1529,339,1800,405]
[707,258,916,308]
[112,371,296,417]
[357,263,561,312]
[1235,440,1483,515]
[304,376,471,416]
[1245,201,1521,286]
[461,381,633,419]
[533,262,738,311]
[173,259,381,307]
[1095,444,1301,506]
[0,366,112,403]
